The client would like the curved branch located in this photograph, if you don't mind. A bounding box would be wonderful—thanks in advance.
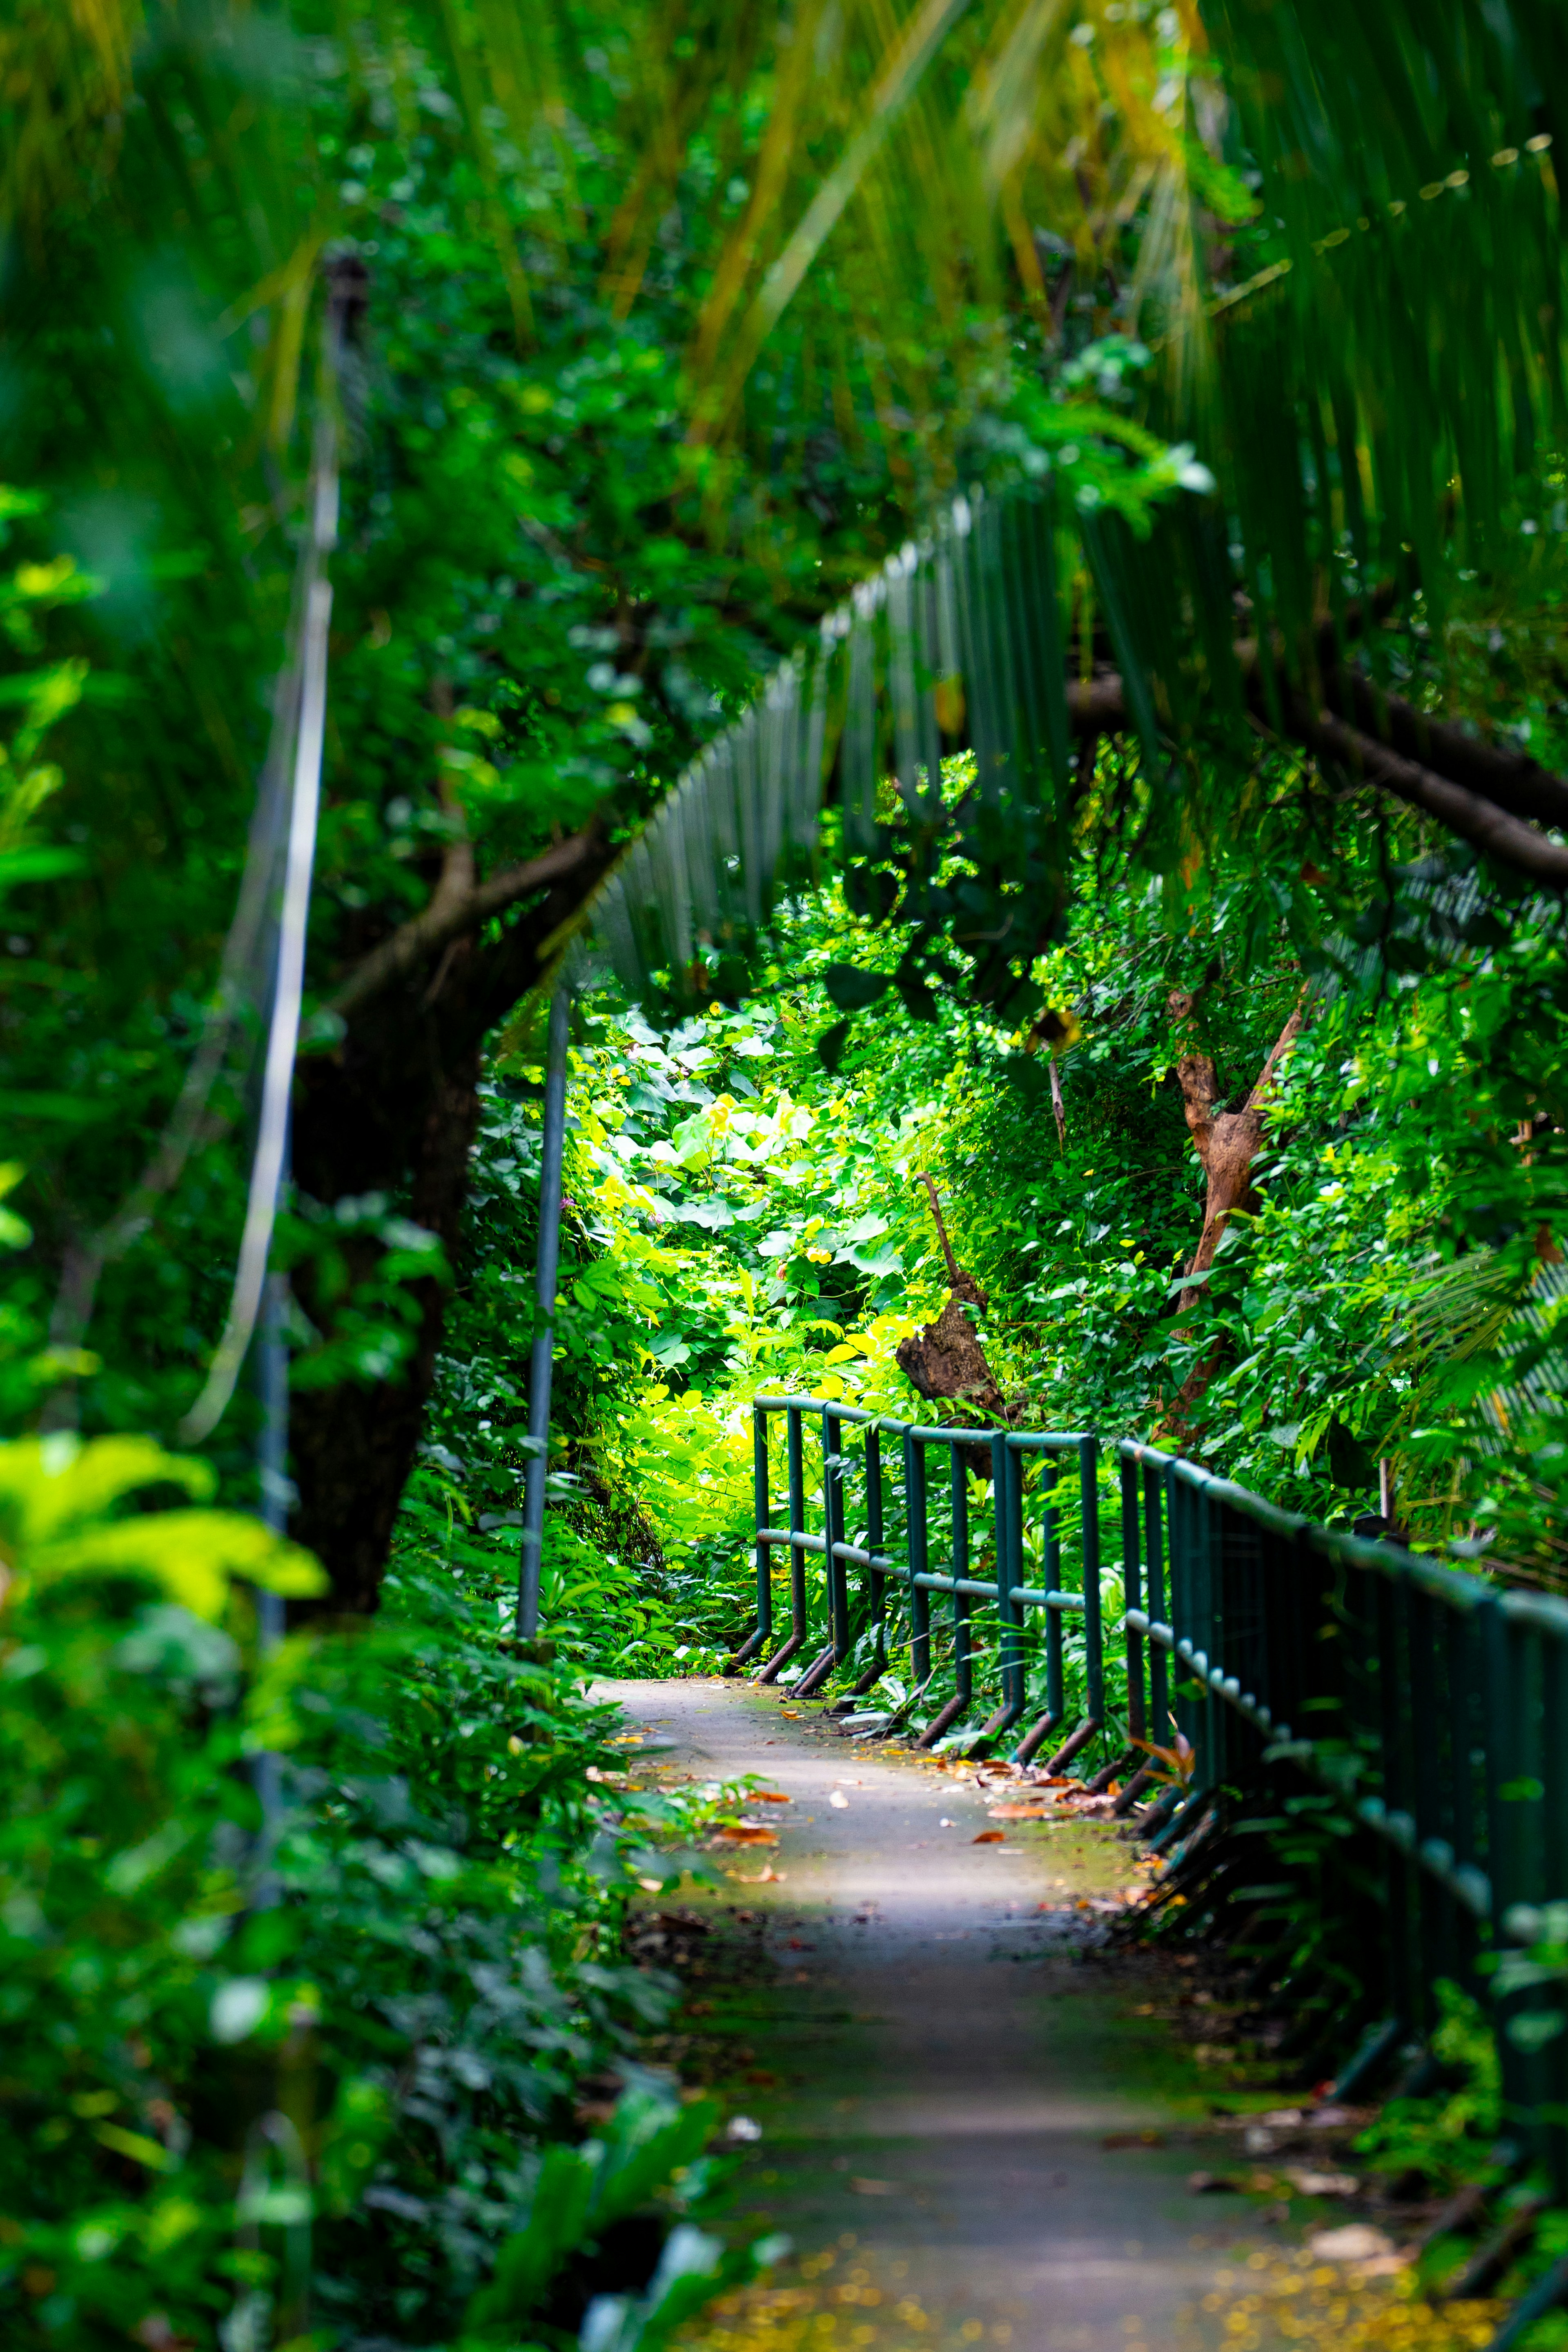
[1062,664,1568,887]
[326,828,602,1022]
[1322,670,1568,832]
[1293,704,1568,889]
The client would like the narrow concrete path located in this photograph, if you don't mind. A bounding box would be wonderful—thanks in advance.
[599,1677,1287,2352]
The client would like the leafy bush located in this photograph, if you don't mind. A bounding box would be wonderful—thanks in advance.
[0,1434,750,2349]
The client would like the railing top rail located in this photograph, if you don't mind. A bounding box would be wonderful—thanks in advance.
[754,1400,1558,1635]
[753,1394,1090,1452]
[1117,1436,1503,1613]
[752,1395,1002,1443]
[754,1393,881,1422]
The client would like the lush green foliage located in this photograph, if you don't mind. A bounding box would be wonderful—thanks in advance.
[0,1434,759,2349]
[437,751,1568,1735]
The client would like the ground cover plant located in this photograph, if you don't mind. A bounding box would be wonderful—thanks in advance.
[0,1427,788,2350]
[440,742,1568,1740]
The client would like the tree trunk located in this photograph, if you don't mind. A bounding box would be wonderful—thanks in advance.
[1169,987,1306,1305]
[1161,988,1306,1425]
[895,1174,1007,1423]
[287,844,609,1612]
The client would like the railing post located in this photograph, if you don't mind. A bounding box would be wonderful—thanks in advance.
[755,1400,809,1685]
[1484,1594,1536,2154]
[917,1435,973,1749]
[826,1402,850,1660]
[1044,1460,1064,1729]
[1080,1434,1102,1732]
[906,1427,931,1690]
[728,1402,773,1670]
[982,1430,1025,1740]
[1144,1460,1168,1742]
[1119,1448,1145,1746]
[866,1421,886,1674]
[794,1403,844,1697]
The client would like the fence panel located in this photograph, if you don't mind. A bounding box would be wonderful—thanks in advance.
[740,1395,1568,2183]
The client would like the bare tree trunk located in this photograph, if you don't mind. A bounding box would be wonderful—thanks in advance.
[1169,988,1307,1307]
[895,1174,1006,1419]
[286,846,612,1613]
[1160,989,1306,1425]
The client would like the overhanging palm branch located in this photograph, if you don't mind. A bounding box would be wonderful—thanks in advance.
[562,0,1568,997]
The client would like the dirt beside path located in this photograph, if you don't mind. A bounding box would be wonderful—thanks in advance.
[595,1677,1287,2352]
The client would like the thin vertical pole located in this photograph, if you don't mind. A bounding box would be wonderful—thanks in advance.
[1080,1435,1102,1728]
[249,1265,290,1898]
[517,986,571,1639]
[1120,1450,1145,1745]
[907,1430,931,1686]
[753,1406,772,1642]
[1144,1462,1168,1742]
[866,1423,886,1670]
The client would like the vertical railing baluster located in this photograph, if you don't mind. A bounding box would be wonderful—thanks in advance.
[1080,1435,1102,1738]
[727,1401,772,1669]
[907,1427,930,1690]
[917,1436,973,1748]
[994,1432,1024,1730]
[952,1439,970,1706]
[1544,1630,1568,2198]
[1120,1450,1145,1746]
[1144,1461,1168,1744]
[865,1421,887,1681]
[1044,1458,1065,1735]
[1484,1596,1532,2151]
[756,1399,808,1683]
[826,1402,849,1663]
[1408,1582,1446,2025]
[1167,1463,1197,1766]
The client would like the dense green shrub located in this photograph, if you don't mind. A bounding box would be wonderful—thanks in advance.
[0,1435,743,2350]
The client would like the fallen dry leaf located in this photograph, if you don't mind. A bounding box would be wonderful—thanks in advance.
[715,1824,779,1845]
[780,1709,802,1718]
[851,2178,896,2196]
[1286,2169,1357,2198]
[986,1804,1048,1820]
[1307,2225,1395,2264]
[750,1791,792,1803]
[973,1830,1005,1844]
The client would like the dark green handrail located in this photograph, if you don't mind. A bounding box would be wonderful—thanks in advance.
[742,1392,1568,2196]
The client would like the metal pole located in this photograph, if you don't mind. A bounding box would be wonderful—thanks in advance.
[517,985,571,1638]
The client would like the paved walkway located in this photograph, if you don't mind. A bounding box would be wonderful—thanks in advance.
[597,1677,1290,2352]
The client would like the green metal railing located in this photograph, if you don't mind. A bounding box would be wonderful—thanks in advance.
[740,1393,1568,2186]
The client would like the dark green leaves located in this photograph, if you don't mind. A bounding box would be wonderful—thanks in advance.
[816,1017,851,1071]
[823,962,893,1011]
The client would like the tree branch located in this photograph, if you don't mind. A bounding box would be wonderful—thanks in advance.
[1322,669,1568,833]
[1292,703,1568,889]
[326,828,603,1022]
[1062,664,1568,888]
